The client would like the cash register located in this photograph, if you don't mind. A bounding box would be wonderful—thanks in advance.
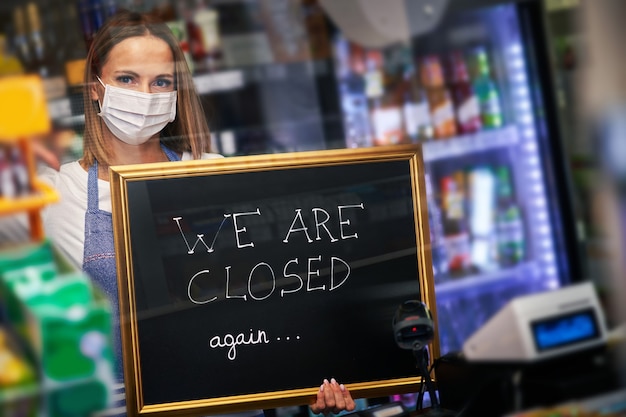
[435,282,621,416]
[462,281,607,362]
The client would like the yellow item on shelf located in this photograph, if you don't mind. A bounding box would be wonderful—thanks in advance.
[0,75,50,140]
[0,325,39,417]
[0,179,58,215]
[0,74,59,241]
[0,35,24,77]
[65,58,86,87]
[0,328,35,387]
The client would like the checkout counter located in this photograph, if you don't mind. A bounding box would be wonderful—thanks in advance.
[434,282,625,416]
[345,282,625,417]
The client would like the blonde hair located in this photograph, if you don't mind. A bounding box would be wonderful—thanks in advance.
[82,9,210,168]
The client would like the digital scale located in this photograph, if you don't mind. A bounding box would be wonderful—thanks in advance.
[462,282,608,362]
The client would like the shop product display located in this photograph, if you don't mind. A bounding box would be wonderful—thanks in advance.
[0,240,115,415]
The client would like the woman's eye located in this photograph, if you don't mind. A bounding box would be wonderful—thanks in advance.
[117,76,133,84]
[154,79,173,88]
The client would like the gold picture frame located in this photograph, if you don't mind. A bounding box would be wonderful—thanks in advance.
[109,145,437,417]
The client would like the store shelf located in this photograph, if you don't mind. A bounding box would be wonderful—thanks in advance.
[241,59,330,84]
[195,61,330,95]
[47,97,73,120]
[0,180,59,216]
[422,124,520,162]
[545,0,579,12]
[193,69,245,95]
[434,260,542,296]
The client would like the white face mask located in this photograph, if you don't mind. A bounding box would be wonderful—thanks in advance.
[96,76,177,145]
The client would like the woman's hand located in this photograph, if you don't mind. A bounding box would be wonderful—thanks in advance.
[31,139,61,171]
[310,378,356,416]
[31,129,77,172]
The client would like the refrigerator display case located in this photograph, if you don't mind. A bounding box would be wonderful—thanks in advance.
[330,0,583,355]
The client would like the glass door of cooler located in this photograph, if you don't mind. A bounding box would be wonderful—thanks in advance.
[411,2,581,355]
[331,1,582,356]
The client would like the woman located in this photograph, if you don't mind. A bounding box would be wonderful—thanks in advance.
[25,9,355,417]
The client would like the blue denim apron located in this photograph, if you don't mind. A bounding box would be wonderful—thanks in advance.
[82,144,180,382]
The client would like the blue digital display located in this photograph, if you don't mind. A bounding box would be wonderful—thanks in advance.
[531,308,600,352]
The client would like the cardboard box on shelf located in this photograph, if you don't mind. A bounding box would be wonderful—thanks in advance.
[0,239,116,416]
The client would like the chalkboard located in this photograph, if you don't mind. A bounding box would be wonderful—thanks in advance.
[109,145,436,417]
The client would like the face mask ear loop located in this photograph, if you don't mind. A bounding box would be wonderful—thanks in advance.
[95,76,105,112]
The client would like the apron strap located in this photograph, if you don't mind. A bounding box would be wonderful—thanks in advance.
[87,142,181,212]
[87,160,100,213]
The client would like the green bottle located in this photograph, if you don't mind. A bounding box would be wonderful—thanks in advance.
[469,46,503,129]
[495,166,525,266]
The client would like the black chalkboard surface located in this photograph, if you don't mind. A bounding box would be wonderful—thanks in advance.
[109,145,436,417]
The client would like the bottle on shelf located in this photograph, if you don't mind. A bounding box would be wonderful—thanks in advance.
[185,16,205,68]
[301,0,332,61]
[366,50,404,146]
[495,165,525,266]
[166,20,195,74]
[42,0,63,76]
[76,0,113,51]
[468,46,503,129]
[26,2,48,77]
[77,0,96,49]
[448,50,482,135]
[89,0,106,37]
[188,1,223,73]
[337,37,372,148]
[440,171,471,276]
[400,51,433,143]
[420,54,456,139]
[425,172,449,282]
[62,1,89,97]
[467,165,498,272]
[12,6,32,73]
[162,2,194,74]
[364,49,384,143]
[25,1,67,100]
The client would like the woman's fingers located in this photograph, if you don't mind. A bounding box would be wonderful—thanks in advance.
[310,378,356,416]
[311,380,330,415]
[31,137,61,171]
